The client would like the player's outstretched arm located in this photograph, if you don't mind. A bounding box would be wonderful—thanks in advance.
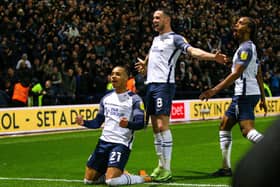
[199,63,244,101]
[187,46,229,64]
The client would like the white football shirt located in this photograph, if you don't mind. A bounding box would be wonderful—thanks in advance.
[232,41,260,95]
[99,91,144,149]
[147,32,191,83]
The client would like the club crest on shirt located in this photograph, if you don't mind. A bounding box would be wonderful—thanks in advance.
[240,51,248,60]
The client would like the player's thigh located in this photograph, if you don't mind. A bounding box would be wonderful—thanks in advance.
[145,84,155,115]
[225,96,239,121]
[106,143,131,178]
[238,95,260,121]
[86,140,111,175]
[146,83,175,116]
[225,95,259,133]
[226,95,259,121]
[238,95,259,134]
[220,97,240,130]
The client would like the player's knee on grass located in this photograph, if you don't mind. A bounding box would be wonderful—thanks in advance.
[84,178,93,184]
[241,127,250,138]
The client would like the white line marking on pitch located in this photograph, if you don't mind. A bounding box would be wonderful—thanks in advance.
[0,177,230,187]
[0,177,82,183]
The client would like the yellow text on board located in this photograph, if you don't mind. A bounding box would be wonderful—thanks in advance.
[0,105,99,133]
[189,97,280,120]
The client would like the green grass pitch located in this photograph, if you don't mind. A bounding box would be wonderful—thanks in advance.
[0,116,277,187]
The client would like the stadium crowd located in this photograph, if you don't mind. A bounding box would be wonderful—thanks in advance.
[0,0,279,107]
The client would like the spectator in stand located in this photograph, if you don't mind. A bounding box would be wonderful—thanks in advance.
[42,80,57,106]
[0,90,10,107]
[32,58,44,84]
[189,74,203,97]
[270,68,280,96]
[92,67,107,103]
[62,67,76,104]
[126,72,136,93]
[0,0,278,105]
[5,67,18,86]
[263,81,272,97]
[49,65,62,95]
[28,78,43,106]
[11,80,30,107]
[15,60,33,87]
[94,39,106,58]
[44,42,57,63]
[42,59,54,84]
[201,70,212,91]
[75,66,92,103]
[106,74,114,91]
[16,53,31,70]
[3,79,13,102]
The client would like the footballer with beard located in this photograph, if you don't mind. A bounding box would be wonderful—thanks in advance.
[135,8,228,182]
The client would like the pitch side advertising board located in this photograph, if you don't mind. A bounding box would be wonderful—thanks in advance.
[1,97,279,135]
[170,101,190,122]
[188,97,280,120]
[0,105,99,135]
[171,97,280,122]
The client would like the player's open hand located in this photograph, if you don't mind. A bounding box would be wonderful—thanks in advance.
[75,115,84,126]
[119,117,128,128]
[215,51,230,65]
[135,57,146,74]
[259,100,268,116]
[199,89,216,101]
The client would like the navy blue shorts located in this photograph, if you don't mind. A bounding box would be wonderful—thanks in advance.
[145,83,176,115]
[225,95,260,121]
[86,139,131,174]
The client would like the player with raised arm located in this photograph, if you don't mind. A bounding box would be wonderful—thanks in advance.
[135,8,228,182]
[199,17,268,176]
[75,66,152,186]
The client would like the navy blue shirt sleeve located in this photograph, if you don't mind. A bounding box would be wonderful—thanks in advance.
[83,113,105,129]
[127,115,145,130]
[174,34,191,54]
[83,98,105,129]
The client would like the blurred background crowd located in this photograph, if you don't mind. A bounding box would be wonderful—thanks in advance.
[0,0,279,107]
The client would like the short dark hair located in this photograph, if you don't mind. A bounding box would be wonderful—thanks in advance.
[113,65,129,77]
[157,8,172,18]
